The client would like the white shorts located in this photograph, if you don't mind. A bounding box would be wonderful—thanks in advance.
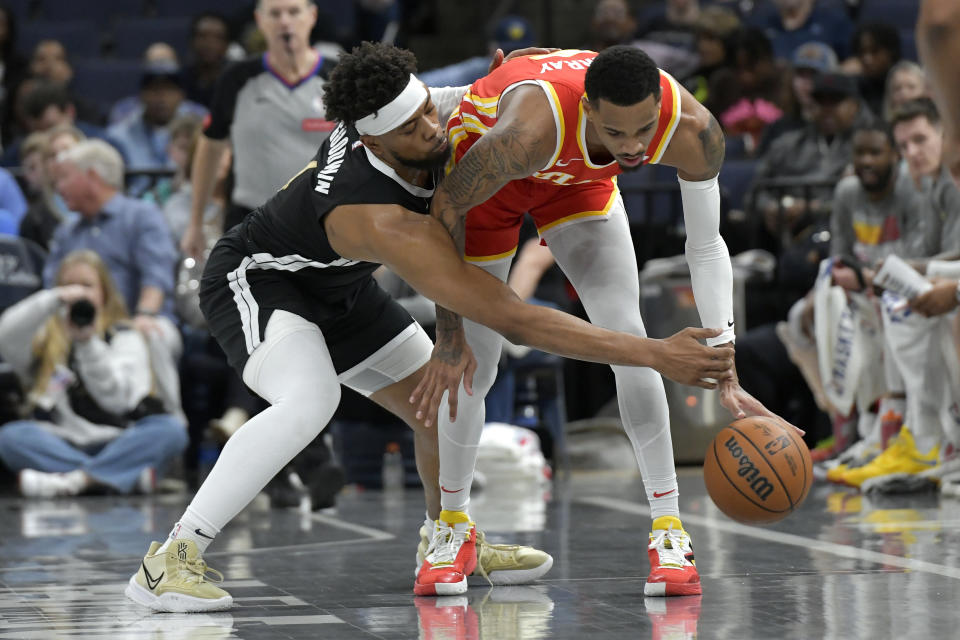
[337,321,433,396]
[242,309,433,398]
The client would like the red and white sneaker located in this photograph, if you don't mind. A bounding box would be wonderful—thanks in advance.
[414,510,477,596]
[643,516,702,597]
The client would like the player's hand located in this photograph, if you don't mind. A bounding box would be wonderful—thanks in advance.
[181,223,206,260]
[488,47,559,73]
[719,377,805,436]
[910,278,959,316]
[652,327,735,389]
[410,330,477,427]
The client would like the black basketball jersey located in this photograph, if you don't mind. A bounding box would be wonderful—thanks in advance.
[239,122,436,293]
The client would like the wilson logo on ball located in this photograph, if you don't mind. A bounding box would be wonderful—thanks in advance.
[724,436,775,501]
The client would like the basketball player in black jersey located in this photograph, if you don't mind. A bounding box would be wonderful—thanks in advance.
[125,42,735,611]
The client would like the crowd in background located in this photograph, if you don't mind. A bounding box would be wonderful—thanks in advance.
[0,0,956,501]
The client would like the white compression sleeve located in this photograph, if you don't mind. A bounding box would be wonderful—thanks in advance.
[679,175,735,346]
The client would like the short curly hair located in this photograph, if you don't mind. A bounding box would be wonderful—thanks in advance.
[323,42,418,125]
[584,45,660,107]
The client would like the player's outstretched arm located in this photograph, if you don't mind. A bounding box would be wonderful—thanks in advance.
[326,204,734,423]
[656,91,803,435]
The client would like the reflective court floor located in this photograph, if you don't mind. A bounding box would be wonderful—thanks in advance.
[2,468,960,639]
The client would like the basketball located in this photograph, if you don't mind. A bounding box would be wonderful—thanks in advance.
[703,417,812,525]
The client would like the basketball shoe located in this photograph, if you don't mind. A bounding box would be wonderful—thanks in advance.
[864,440,960,493]
[416,527,553,585]
[824,438,881,484]
[840,427,939,488]
[644,516,701,597]
[414,510,477,596]
[125,540,233,612]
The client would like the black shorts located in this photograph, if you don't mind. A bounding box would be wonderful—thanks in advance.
[223,203,253,233]
[199,234,417,380]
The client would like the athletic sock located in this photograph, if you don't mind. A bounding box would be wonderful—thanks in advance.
[646,472,680,520]
[158,507,221,555]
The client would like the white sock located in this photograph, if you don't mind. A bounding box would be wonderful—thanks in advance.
[645,472,680,520]
[159,507,221,554]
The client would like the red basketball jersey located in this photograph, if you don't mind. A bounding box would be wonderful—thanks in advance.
[446,49,683,187]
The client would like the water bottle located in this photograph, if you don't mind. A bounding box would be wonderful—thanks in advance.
[382,442,404,491]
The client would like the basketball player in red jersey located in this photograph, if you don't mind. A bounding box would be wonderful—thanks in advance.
[412,46,800,598]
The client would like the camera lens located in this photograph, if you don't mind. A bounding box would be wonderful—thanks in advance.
[68,299,96,328]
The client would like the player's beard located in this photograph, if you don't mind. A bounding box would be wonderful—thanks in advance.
[396,145,450,172]
[857,163,893,193]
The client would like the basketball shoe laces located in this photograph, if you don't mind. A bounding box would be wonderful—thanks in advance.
[649,527,692,568]
[427,523,471,567]
[177,555,225,587]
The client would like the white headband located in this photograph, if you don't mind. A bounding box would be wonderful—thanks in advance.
[354,73,428,136]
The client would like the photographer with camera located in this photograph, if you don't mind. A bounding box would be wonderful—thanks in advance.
[0,250,187,497]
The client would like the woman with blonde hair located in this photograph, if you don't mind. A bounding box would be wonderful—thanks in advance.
[0,249,187,497]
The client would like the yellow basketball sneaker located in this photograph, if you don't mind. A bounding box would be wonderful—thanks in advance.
[825,439,881,484]
[416,525,553,585]
[841,427,939,488]
[826,463,852,484]
[644,516,701,597]
[125,540,233,612]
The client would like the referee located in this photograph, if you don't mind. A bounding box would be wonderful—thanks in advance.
[181,0,336,258]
